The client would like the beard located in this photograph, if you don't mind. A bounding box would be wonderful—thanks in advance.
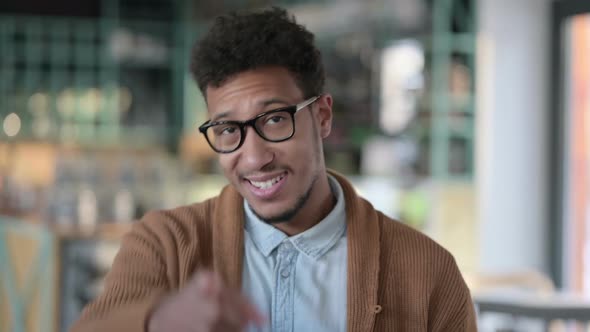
[249,173,318,224]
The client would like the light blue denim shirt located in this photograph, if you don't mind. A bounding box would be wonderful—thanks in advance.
[242,175,347,332]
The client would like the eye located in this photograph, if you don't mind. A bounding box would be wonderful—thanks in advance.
[222,127,237,134]
[265,114,287,125]
[214,125,238,136]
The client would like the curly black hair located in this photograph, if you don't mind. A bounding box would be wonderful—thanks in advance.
[190,7,325,99]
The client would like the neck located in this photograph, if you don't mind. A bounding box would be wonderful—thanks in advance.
[273,174,335,236]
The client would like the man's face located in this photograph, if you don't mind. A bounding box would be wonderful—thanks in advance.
[205,66,333,223]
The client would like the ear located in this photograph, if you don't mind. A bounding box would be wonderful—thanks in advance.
[315,94,333,139]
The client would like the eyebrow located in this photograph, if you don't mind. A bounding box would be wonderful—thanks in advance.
[210,98,290,122]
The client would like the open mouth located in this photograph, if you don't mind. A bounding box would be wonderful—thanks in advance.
[248,172,286,189]
[244,171,288,199]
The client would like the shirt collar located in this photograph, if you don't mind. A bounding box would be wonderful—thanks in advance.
[244,174,347,260]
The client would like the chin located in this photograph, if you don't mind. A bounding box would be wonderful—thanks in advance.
[253,193,310,224]
[254,210,294,224]
[252,204,287,219]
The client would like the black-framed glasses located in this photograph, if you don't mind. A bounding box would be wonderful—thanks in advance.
[198,95,321,153]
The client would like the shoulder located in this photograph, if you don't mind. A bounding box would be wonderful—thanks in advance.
[143,196,219,226]
[377,213,469,300]
[378,212,458,271]
[129,196,220,247]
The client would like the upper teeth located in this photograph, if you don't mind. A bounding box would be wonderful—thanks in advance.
[250,174,284,189]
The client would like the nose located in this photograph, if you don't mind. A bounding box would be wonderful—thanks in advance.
[238,126,274,171]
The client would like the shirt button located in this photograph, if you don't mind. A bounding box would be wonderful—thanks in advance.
[373,305,383,314]
[281,241,294,251]
[280,268,290,278]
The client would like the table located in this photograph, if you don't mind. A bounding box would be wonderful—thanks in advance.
[474,290,590,331]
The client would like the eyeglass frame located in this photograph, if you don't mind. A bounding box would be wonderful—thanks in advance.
[198,95,322,154]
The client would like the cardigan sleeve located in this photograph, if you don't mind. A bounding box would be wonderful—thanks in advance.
[428,253,478,332]
[69,212,171,332]
[461,295,479,332]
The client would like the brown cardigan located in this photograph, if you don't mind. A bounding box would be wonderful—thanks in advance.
[71,171,477,332]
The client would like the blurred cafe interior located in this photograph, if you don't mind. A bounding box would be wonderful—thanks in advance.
[1,0,590,331]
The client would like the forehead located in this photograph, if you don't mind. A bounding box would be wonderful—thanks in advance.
[205,66,304,118]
